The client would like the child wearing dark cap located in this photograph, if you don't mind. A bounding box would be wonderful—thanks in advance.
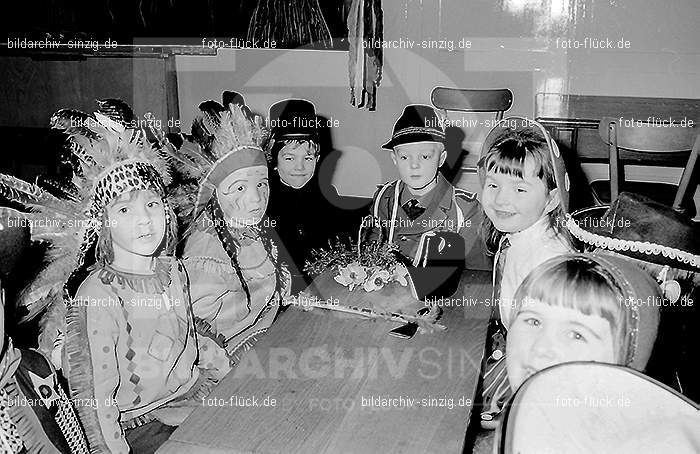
[363,104,489,301]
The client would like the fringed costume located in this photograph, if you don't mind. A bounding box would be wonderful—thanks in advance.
[1,340,89,454]
[169,92,290,366]
[0,99,216,453]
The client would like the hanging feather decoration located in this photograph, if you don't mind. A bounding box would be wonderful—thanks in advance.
[348,0,383,110]
[247,0,333,49]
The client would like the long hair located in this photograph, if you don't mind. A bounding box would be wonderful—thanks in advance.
[477,127,571,254]
[207,197,288,309]
[512,255,631,363]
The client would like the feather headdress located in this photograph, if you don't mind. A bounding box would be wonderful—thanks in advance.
[0,99,173,348]
[161,91,269,225]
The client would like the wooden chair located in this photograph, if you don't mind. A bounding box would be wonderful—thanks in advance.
[430,88,513,183]
[430,87,513,120]
[590,117,700,217]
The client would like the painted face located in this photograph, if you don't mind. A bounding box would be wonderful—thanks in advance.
[216,166,269,227]
[506,298,615,390]
[480,158,557,233]
[391,142,446,194]
[276,141,318,189]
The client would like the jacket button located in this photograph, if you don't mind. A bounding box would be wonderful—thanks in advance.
[400,236,407,241]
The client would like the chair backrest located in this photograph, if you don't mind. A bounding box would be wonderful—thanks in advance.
[499,362,700,454]
[430,87,513,120]
[598,116,700,209]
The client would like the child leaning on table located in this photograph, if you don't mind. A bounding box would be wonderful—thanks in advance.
[471,252,662,454]
[364,104,490,300]
[477,118,573,426]
[44,102,225,454]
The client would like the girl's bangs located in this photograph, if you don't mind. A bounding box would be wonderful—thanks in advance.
[482,140,548,181]
[514,259,626,344]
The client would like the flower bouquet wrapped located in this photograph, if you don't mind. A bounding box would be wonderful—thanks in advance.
[289,238,443,331]
[304,238,408,292]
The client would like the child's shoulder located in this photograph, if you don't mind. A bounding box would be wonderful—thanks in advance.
[370,180,401,217]
[453,186,478,203]
[74,268,116,300]
[183,225,228,260]
[452,186,480,218]
[371,179,400,201]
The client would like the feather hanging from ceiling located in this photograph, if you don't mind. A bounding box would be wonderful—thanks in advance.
[247,0,333,49]
[348,0,383,110]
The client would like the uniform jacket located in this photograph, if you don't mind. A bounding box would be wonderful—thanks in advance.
[366,174,491,271]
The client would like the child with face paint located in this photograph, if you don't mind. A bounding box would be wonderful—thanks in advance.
[179,92,290,366]
[265,99,346,293]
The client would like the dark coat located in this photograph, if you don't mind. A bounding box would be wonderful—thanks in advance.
[267,172,347,293]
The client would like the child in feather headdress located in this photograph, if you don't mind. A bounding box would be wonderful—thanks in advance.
[0,100,220,454]
[170,91,290,366]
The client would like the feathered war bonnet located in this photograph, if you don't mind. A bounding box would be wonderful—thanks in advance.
[170,91,269,223]
[0,99,173,323]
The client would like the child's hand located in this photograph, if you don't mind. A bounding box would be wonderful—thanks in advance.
[151,404,197,426]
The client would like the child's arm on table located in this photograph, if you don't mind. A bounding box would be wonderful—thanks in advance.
[178,262,231,381]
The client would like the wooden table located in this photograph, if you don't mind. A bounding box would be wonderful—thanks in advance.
[159,270,492,454]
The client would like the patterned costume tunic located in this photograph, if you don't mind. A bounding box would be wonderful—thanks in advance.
[62,257,201,454]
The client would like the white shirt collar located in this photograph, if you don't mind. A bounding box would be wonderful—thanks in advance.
[506,216,551,244]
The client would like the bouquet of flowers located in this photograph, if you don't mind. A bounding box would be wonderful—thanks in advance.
[304,238,409,293]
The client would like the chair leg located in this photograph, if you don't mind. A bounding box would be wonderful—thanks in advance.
[608,122,620,202]
[674,134,700,211]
